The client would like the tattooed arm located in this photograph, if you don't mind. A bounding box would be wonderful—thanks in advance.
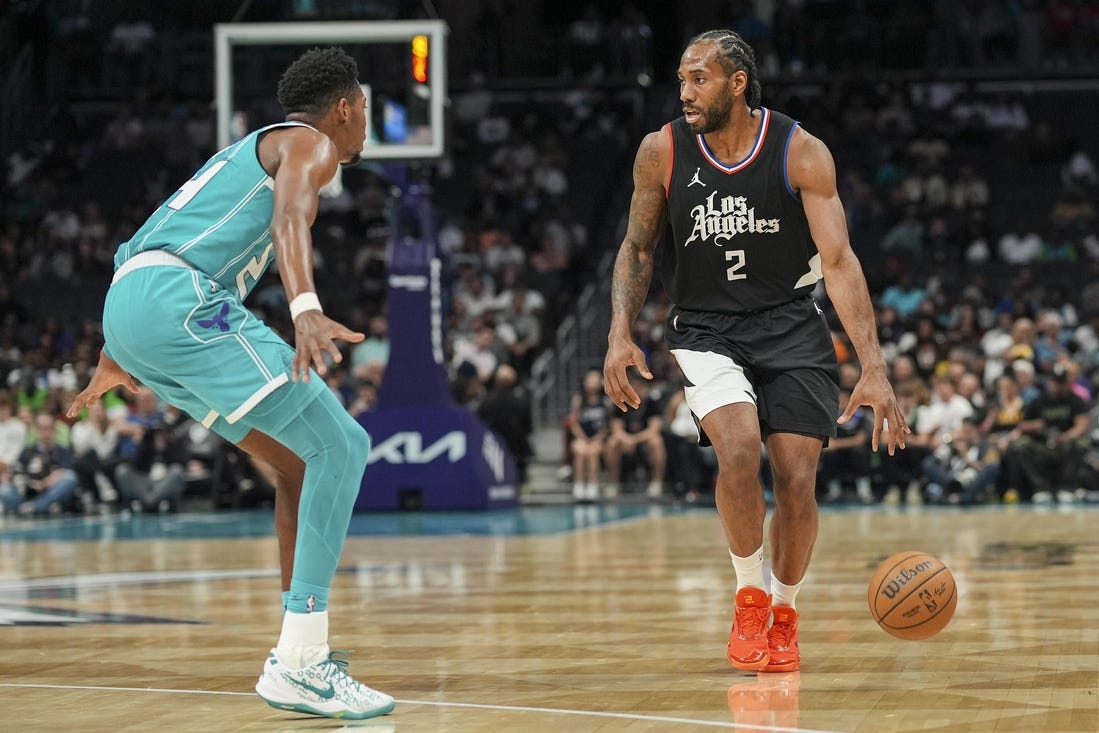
[604,129,670,411]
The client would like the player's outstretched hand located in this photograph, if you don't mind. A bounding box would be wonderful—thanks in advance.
[603,334,652,411]
[292,311,364,383]
[66,351,139,418]
[840,370,909,455]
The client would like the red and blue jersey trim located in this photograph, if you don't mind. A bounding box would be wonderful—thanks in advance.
[663,122,674,194]
[695,107,770,175]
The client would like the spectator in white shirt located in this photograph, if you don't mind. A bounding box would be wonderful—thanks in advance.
[915,375,975,445]
[451,325,501,384]
[453,267,498,328]
[494,265,546,314]
[1062,149,1097,193]
[70,400,121,509]
[0,394,27,476]
[998,220,1044,264]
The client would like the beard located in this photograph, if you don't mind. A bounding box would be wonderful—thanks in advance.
[686,86,734,134]
[342,153,362,166]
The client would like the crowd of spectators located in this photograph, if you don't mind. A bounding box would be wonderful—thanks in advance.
[3,4,1099,515]
[537,0,1099,85]
[704,0,1099,78]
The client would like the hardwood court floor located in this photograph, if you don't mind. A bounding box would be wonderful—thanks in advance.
[1,502,1097,733]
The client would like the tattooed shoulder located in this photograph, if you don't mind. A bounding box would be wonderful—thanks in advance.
[633,131,666,187]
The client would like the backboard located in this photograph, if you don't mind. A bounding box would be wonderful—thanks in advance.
[214,20,447,160]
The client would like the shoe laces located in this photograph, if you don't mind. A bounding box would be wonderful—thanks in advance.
[735,604,770,638]
[321,650,389,702]
[767,619,796,650]
[328,649,353,669]
[320,650,355,683]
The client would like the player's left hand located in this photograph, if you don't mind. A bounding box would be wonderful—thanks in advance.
[66,351,139,418]
[840,370,909,455]
[603,333,652,411]
[292,311,364,383]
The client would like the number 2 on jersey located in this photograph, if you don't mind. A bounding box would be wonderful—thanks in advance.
[168,160,229,211]
[725,249,747,281]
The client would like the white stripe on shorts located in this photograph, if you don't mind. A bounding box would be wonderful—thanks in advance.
[670,349,756,421]
[226,373,289,424]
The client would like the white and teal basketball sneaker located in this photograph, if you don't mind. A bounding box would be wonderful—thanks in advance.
[255,649,395,719]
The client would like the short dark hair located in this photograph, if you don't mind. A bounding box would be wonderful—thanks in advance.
[276,47,360,117]
[687,30,762,111]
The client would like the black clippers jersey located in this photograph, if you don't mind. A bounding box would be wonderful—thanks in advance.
[661,108,821,314]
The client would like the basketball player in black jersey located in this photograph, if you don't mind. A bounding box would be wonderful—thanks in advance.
[603,29,909,673]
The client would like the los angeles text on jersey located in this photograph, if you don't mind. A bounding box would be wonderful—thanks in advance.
[684,191,780,246]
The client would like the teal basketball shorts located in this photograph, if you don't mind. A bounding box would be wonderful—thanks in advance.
[102,253,327,444]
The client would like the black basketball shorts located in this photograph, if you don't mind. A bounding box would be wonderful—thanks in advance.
[665,296,840,440]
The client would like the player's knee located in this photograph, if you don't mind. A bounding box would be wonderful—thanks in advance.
[262,395,370,493]
[345,418,370,477]
[331,409,370,477]
[717,442,759,474]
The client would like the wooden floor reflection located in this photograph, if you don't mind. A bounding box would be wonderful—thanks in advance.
[2,503,1098,732]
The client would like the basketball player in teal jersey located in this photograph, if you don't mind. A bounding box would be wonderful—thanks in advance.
[604,30,909,674]
[67,48,394,720]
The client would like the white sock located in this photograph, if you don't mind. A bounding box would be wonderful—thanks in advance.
[729,545,766,591]
[771,575,802,609]
[276,610,330,669]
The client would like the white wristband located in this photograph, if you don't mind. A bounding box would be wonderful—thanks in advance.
[289,292,323,321]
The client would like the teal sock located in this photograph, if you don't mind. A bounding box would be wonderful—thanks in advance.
[287,580,329,614]
[281,590,290,613]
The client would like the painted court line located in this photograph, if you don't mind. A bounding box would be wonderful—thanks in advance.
[0,567,282,592]
[548,509,659,536]
[0,682,841,733]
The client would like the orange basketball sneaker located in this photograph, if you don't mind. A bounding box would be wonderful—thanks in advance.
[763,605,799,672]
[727,587,771,671]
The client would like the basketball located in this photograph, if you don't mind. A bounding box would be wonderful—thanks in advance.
[868,551,957,640]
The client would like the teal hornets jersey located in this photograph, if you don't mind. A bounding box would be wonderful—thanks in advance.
[115,121,316,300]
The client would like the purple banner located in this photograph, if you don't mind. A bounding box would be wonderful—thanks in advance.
[355,175,519,510]
[357,407,519,510]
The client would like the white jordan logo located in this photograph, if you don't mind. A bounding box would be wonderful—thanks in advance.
[688,167,706,188]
